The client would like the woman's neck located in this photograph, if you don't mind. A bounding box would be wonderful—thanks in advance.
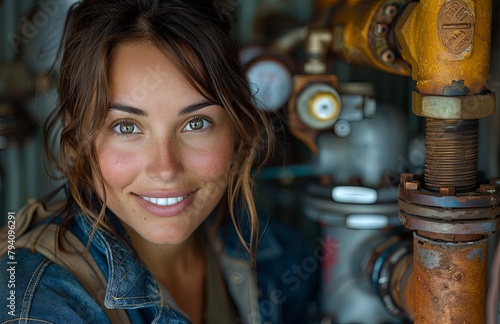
[127,226,207,323]
[127,227,203,280]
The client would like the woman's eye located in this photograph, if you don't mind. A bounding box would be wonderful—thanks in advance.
[184,117,212,131]
[112,121,141,135]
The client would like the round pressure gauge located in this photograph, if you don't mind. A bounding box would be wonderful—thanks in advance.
[245,56,293,112]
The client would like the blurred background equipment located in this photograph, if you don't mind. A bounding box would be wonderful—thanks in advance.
[1,0,499,323]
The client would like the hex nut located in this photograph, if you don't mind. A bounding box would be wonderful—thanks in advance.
[404,180,420,190]
[479,184,497,194]
[440,187,456,196]
[412,91,495,119]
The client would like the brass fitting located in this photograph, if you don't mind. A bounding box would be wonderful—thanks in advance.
[329,0,411,76]
[412,90,496,119]
[395,0,492,95]
[288,74,339,153]
[304,27,333,74]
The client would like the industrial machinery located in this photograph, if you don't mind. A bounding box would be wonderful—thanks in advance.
[244,0,499,323]
[1,0,498,323]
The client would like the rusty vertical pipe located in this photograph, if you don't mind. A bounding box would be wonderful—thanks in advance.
[413,233,488,324]
[393,0,494,322]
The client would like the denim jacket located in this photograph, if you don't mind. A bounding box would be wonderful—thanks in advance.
[0,207,317,323]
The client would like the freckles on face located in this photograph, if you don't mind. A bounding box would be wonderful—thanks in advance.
[94,42,235,245]
[96,134,145,183]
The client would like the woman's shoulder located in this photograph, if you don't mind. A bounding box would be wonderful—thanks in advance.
[0,248,110,323]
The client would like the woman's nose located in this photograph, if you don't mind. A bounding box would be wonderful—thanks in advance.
[146,138,184,182]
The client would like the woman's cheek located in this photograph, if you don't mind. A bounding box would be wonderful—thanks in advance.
[189,140,234,181]
[97,142,142,188]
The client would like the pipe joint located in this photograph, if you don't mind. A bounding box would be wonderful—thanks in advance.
[398,174,500,238]
[412,90,496,120]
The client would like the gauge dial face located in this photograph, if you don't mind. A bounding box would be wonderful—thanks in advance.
[245,59,293,112]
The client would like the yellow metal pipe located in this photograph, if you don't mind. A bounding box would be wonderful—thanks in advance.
[328,0,411,76]
[396,0,492,95]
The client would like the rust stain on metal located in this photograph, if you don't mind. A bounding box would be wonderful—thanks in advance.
[418,245,441,269]
[438,0,474,54]
[466,247,485,261]
[413,234,487,323]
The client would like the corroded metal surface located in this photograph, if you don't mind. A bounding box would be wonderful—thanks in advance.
[425,119,478,193]
[413,233,487,324]
[412,91,496,119]
[399,211,500,235]
[398,174,500,234]
[399,184,500,211]
[394,0,495,322]
[398,199,500,220]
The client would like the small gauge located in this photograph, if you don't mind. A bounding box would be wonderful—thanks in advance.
[296,83,341,129]
[245,56,293,112]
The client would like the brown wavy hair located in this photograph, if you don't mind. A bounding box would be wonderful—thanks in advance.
[44,0,274,257]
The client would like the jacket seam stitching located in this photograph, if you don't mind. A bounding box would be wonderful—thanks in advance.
[19,258,52,320]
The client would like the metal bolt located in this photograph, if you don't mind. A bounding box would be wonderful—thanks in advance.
[404,180,420,190]
[479,184,497,194]
[384,5,398,19]
[381,49,395,63]
[400,173,415,183]
[375,23,389,36]
[439,187,456,196]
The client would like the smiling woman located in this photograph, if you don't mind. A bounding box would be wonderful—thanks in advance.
[0,0,318,323]
[97,42,236,246]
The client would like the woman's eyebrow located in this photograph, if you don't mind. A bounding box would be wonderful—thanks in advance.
[178,100,216,116]
[108,103,149,117]
[107,100,216,117]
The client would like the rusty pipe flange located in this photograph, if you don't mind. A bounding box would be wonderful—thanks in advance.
[399,174,500,209]
[398,174,500,236]
[412,90,495,119]
[399,211,500,236]
[398,199,499,221]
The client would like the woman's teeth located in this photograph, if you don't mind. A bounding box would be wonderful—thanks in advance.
[140,195,186,206]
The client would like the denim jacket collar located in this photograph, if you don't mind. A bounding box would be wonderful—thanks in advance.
[75,210,162,309]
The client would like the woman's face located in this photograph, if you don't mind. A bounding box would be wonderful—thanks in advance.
[95,42,235,245]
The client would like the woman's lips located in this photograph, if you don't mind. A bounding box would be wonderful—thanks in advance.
[132,190,197,217]
[139,195,187,206]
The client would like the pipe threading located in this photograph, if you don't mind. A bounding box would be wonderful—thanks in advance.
[424,119,478,193]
